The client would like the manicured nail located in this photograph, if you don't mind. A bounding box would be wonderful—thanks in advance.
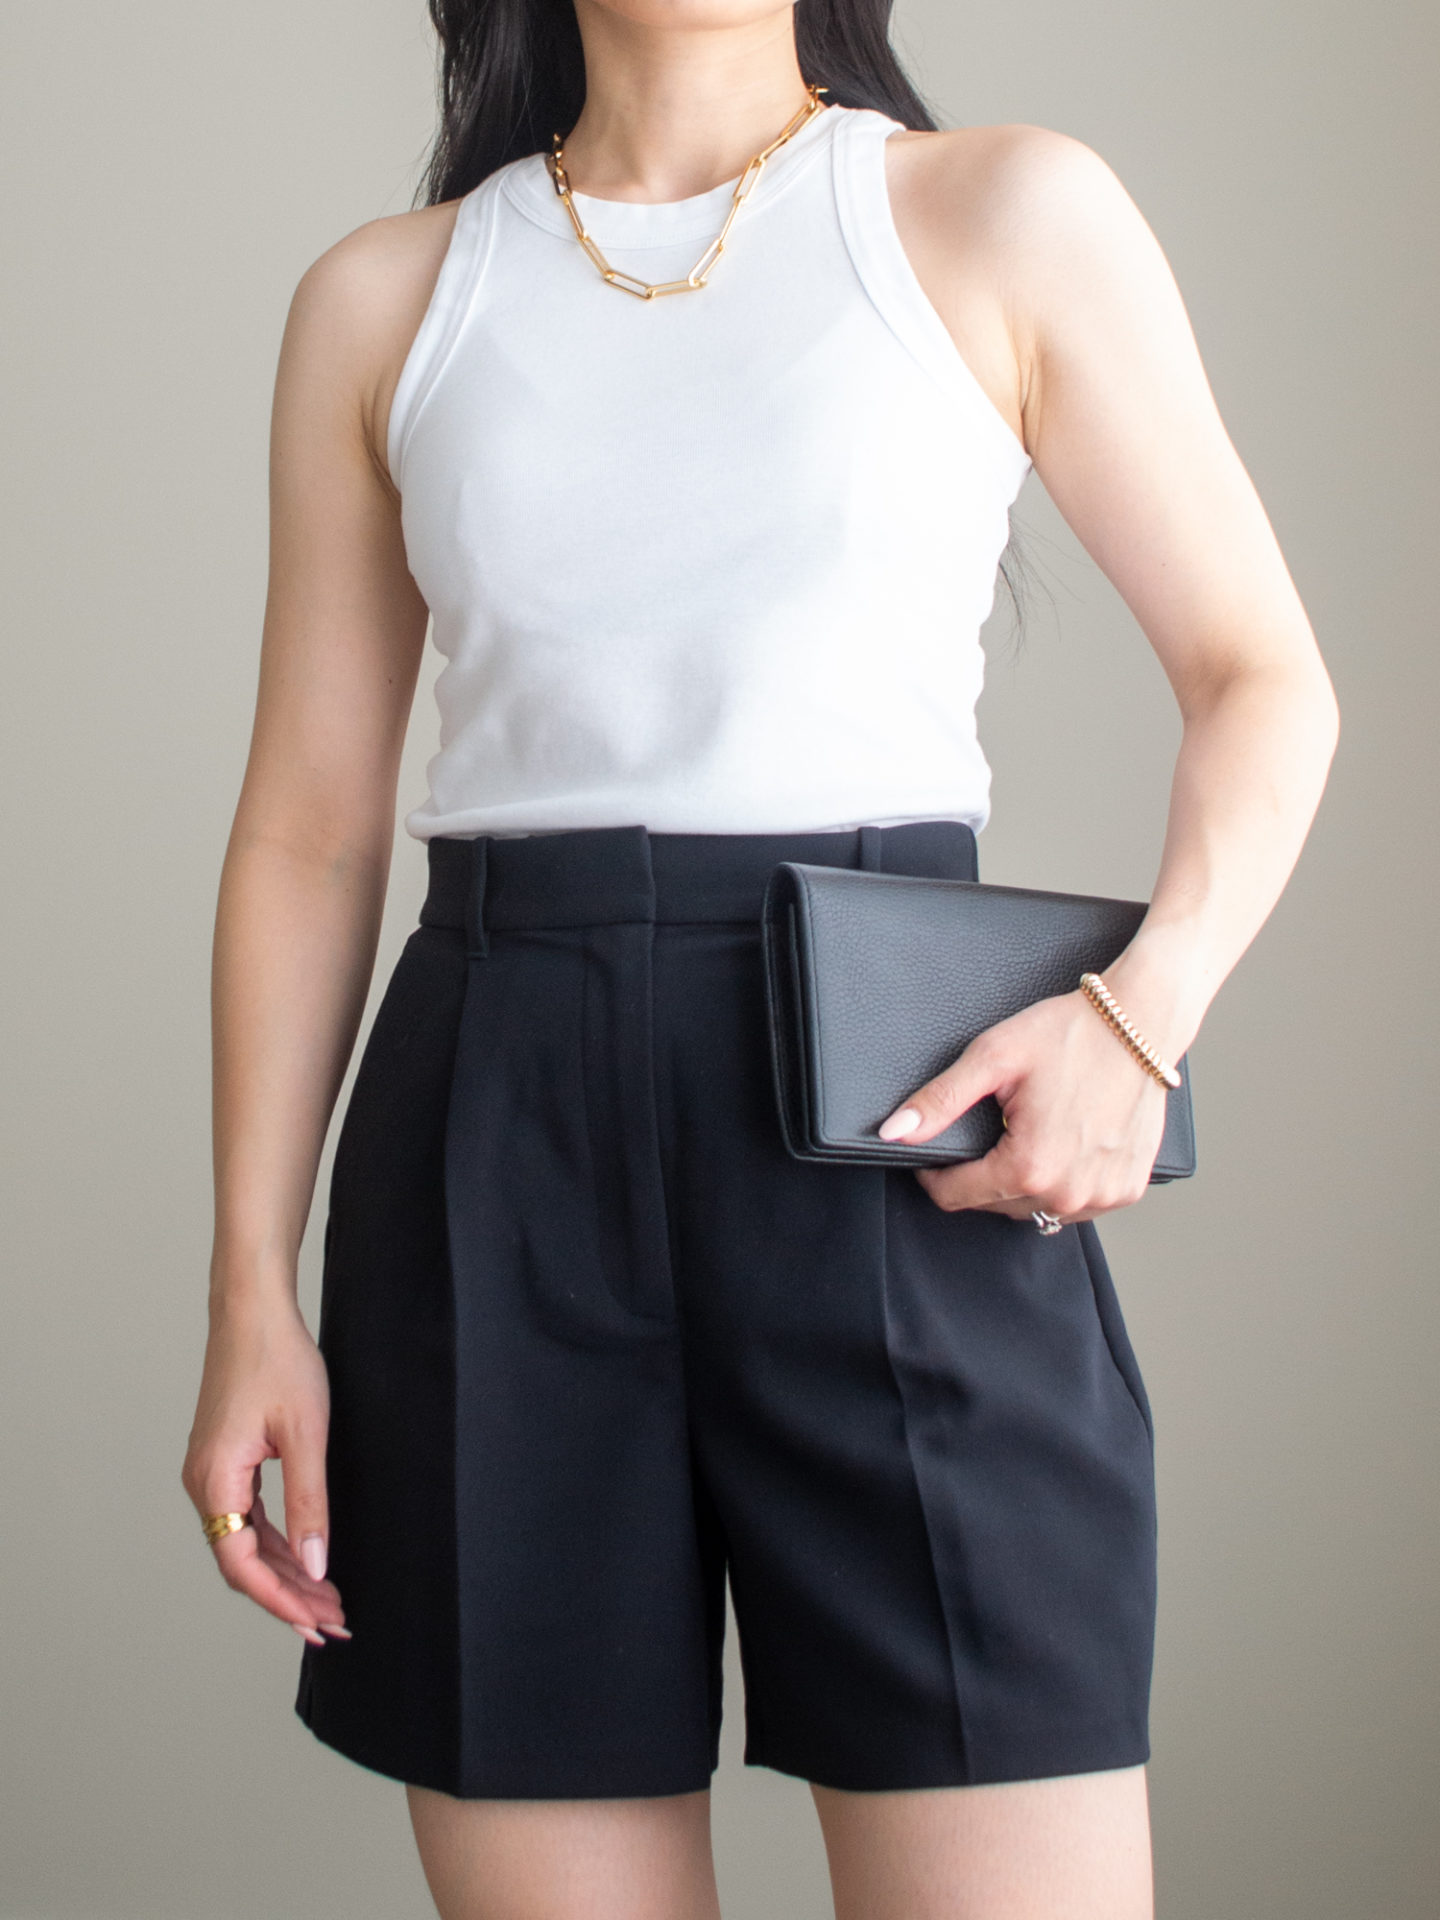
[318,1622,352,1639]
[878,1106,921,1141]
[292,1623,326,1646]
[300,1534,327,1582]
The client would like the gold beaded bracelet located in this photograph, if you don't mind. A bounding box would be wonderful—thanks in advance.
[1077,972,1183,1090]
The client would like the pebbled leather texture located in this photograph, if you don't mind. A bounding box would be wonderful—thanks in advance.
[761,863,1197,1179]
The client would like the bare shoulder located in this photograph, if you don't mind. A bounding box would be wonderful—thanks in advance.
[886,121,1141,274]
[278,200,464,489]
[882,123,1156,448]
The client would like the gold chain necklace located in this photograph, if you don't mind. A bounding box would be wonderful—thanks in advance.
[547,85,829,300]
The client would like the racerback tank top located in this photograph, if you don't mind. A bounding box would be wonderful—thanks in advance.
[388,102,1033,841]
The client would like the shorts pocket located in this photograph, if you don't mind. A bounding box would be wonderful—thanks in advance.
[1076,1220,1154,1444]
[328,924,453,1214]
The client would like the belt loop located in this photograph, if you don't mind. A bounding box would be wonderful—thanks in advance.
[466,836,490,959]
[858,824,885,873]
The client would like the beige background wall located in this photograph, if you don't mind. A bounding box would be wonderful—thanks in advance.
[2,2,1434,1914]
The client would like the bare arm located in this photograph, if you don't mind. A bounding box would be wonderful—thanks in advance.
[882,129,1340,1214]
[182,210,449,1634]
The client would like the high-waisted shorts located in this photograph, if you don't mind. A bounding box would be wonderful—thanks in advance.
[295,820,1157,1799]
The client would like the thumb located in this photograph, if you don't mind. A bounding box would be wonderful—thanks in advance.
[279,1414,330,1584]
[877,1032,1008,1146]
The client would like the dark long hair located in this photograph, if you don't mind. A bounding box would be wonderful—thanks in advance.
[416,0,1032,639]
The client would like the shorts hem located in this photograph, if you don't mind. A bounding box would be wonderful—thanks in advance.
[743,1724,1151,1793]
[296,1699,720,1802]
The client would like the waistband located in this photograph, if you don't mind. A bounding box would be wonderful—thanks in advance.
[418,821,979,949]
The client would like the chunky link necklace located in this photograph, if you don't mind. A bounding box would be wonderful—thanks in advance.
[547,85,829,300]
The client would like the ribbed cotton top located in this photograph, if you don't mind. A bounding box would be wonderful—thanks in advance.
[388,102,1032,840]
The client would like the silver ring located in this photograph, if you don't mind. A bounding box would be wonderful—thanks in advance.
[1031,1209,1064,1236]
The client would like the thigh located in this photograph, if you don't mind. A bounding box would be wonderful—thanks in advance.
[300,916,725,1800]
[659,921,1158,1791]
[406,1785,722,1920]
[810,1764,1153,1920]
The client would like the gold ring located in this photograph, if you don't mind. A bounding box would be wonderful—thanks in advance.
[202,1510,253,1546]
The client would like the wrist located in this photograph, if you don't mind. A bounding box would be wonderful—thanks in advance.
[1090,928,1218,1066]
[208,1247,301,1322]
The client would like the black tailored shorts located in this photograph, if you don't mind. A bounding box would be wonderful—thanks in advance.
[294,819,1157,1798]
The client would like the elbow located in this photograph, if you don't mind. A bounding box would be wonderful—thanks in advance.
[1306,656,1342,768]
[1271,656,1343,778]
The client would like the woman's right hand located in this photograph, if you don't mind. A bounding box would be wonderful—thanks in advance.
[182,1294,350,1647]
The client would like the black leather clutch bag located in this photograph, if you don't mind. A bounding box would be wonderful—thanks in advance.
[760,862,1197,1177]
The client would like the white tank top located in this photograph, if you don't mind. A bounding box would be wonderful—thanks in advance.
[388,102,1032,840]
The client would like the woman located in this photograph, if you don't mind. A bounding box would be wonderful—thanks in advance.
[181,0,1338,1913]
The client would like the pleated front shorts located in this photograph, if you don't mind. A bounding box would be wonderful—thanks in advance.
[295,820,1157,1798]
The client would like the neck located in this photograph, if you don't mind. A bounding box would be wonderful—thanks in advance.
[560,3,816,204]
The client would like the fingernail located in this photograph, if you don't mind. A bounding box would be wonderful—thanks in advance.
[300,1534,327,1582]
[292,1623,326,1646]
[318,1622,352,1639]
[878,1106,921,1141]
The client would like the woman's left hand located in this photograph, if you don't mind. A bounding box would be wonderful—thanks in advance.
[878,989,1172,1223]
